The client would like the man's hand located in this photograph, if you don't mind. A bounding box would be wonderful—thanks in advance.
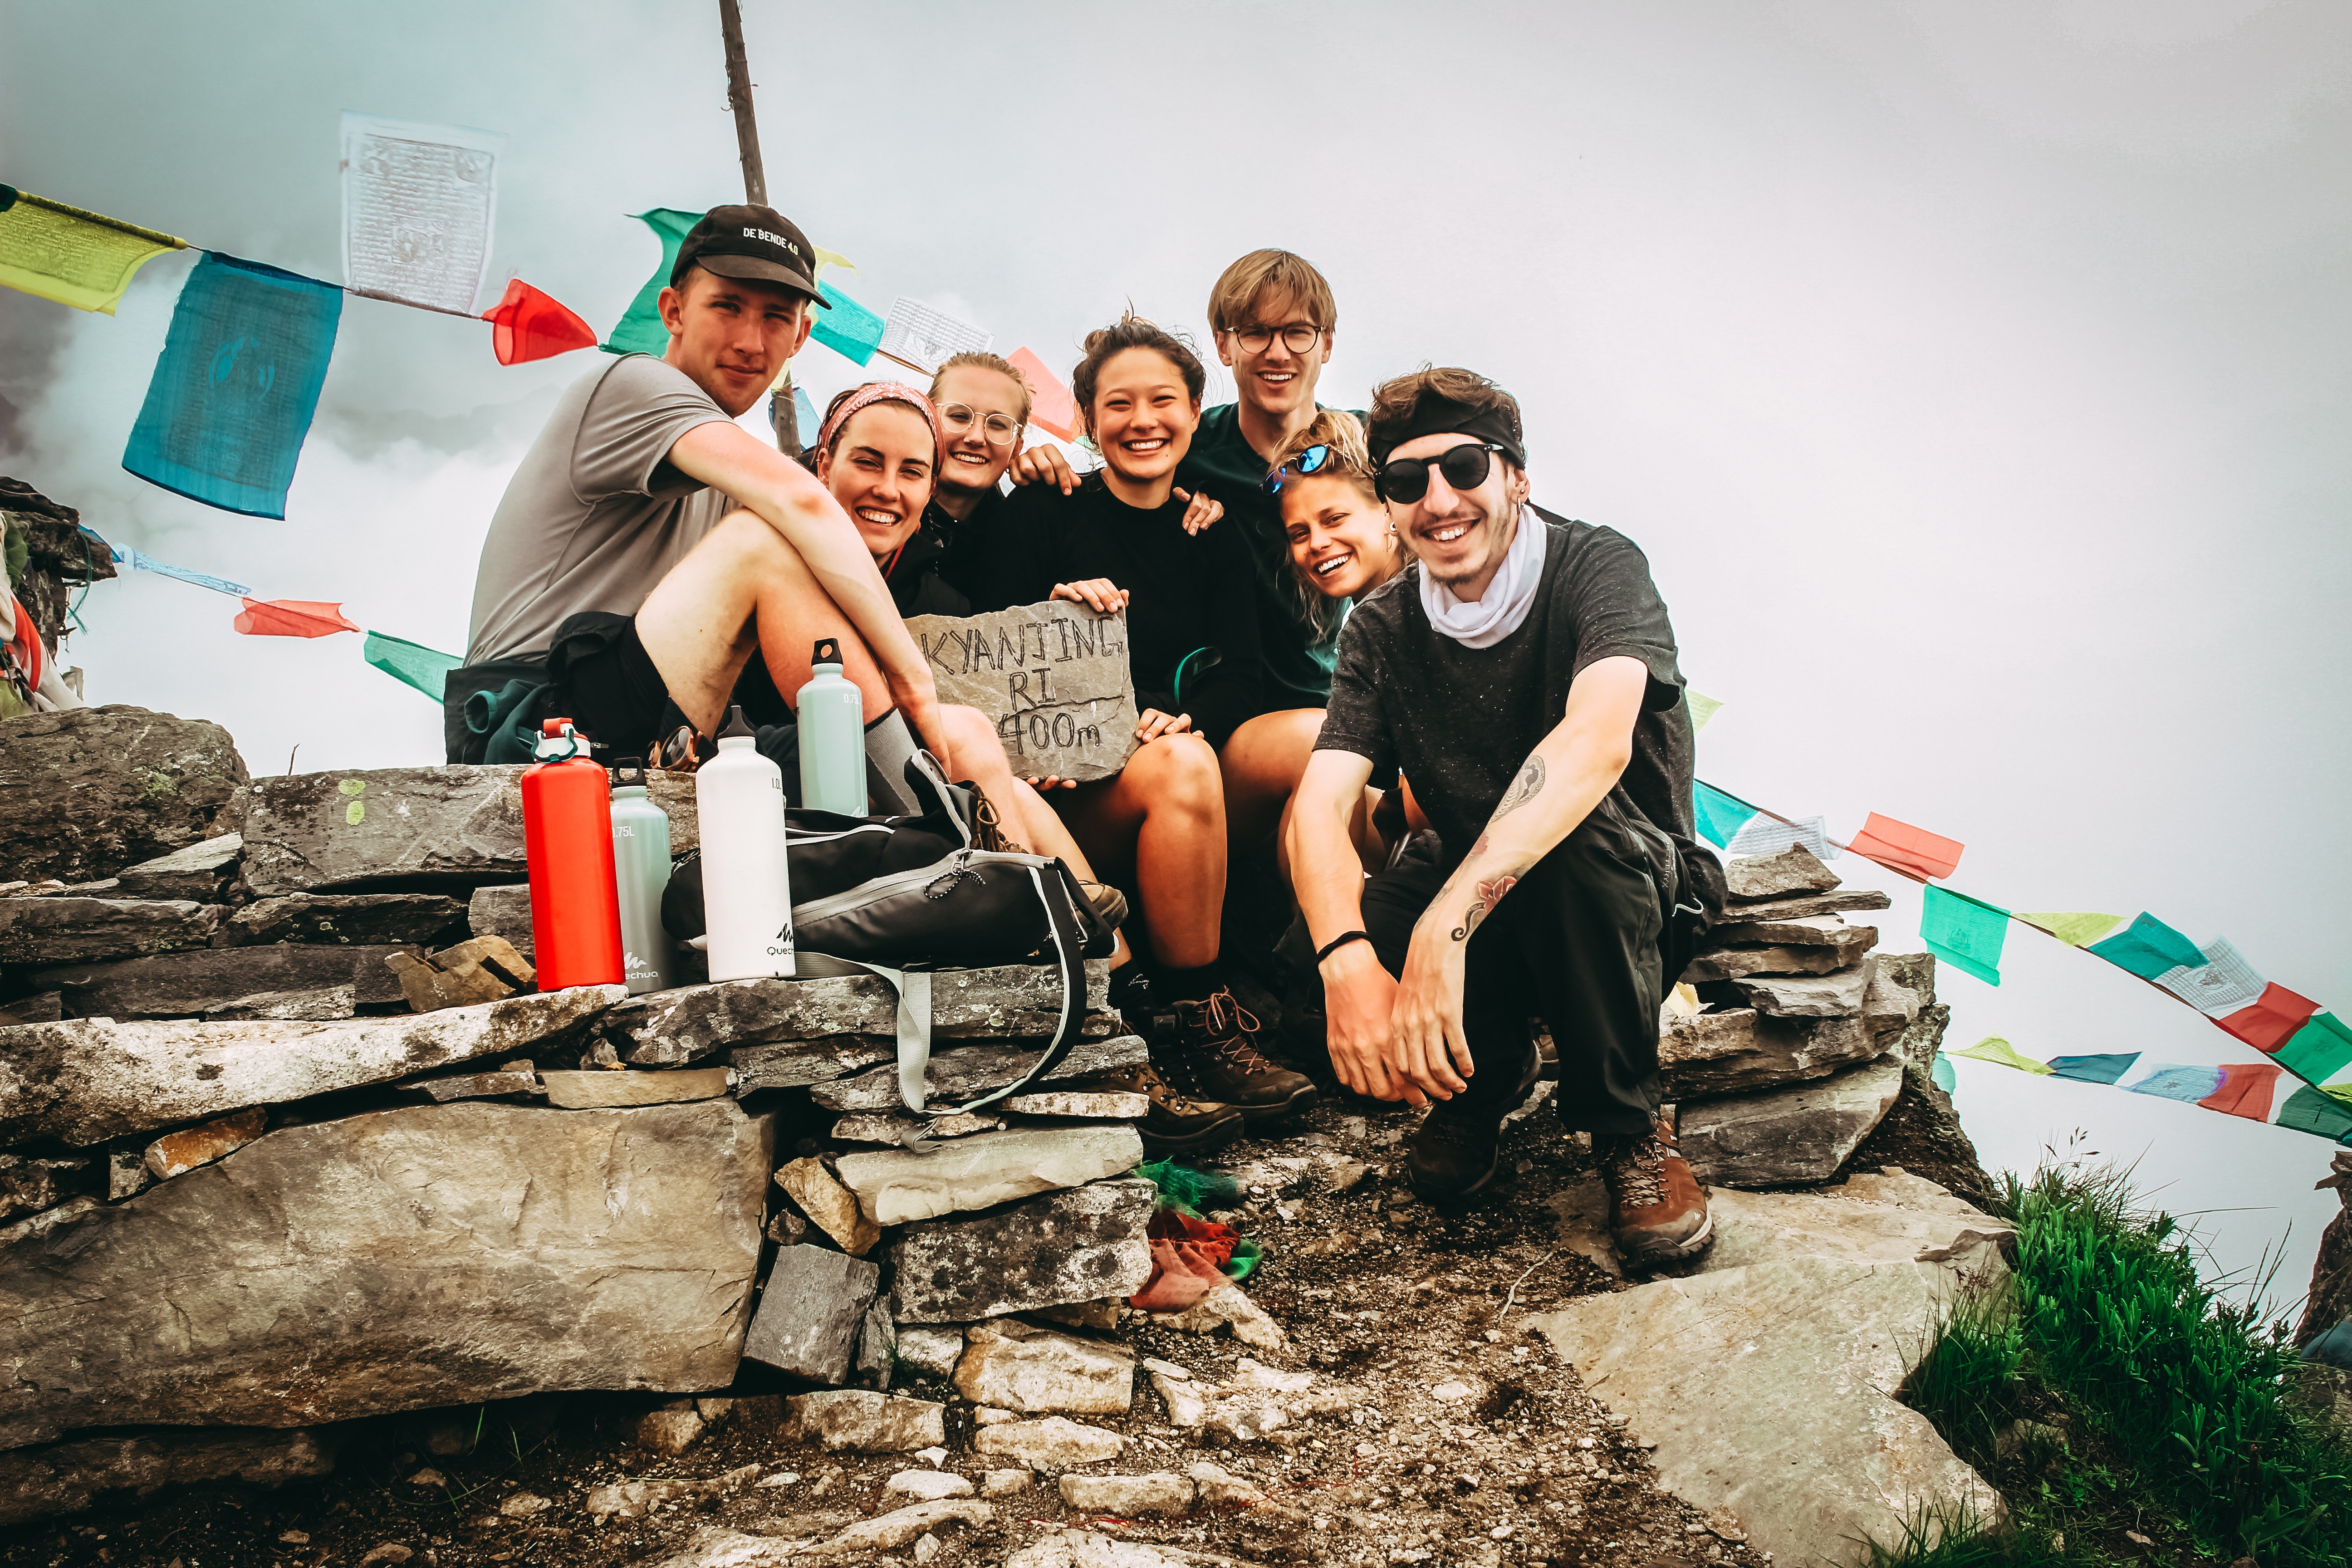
[1174,487,1222,535]
[1392,917,1475,1101]
[1321,942,1412,1103]
[1050,578,1131,614]
[1011,444,1080,493]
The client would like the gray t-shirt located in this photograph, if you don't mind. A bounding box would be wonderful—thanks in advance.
[465,354,738,663]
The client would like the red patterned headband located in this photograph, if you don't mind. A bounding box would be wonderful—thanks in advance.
[817,382,945,465]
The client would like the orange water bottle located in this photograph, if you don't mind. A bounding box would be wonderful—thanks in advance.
[521,718,624,990]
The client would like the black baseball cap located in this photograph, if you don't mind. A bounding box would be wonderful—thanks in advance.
[669,204,829,306]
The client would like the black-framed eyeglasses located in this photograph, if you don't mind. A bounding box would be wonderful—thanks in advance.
[1229,322,1324,357]
[938,402,1020,446]
[1262,444,1331,496]
[1375,442,1507,505]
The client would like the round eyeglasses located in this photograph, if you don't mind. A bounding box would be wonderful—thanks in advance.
[1229,322,1324,357]
[1374,442,1508,505]
[938,402,1020,447]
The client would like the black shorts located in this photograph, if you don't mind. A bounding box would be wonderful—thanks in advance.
[547,611,794,761]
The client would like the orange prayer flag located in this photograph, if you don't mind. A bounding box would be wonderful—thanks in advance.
[234,598,361,638]
[1845,812,1964,881]
[2197,1061,2283,1122]
[482,278,599,366]
[1009,347,1081,441]
[2216,982,2321,1053]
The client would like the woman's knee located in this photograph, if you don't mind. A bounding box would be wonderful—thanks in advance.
[1134,732,1224,816]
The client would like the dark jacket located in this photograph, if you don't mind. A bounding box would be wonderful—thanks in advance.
[885,526,970,618]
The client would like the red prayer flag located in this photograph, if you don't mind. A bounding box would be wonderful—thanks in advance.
[2198,1061,2284,1122]
[482,278,599,367]
[233,598,361,638]
[1009,346,1081,441]
[2216,982,2321,1053]
[1845,812,1965,881]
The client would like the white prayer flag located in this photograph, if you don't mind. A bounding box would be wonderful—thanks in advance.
[2156,938,2267,1018]
[1725,813,1842,861]
[880,296,992,375]
[339,112,506,314]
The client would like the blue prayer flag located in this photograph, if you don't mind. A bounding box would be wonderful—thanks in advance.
[128,549,250,598]
[1922,884,2009,986]
[121,253,342,519]
[811,280,885,366]
[795,385,820,447]
[2046,1053,2141,1085]
[2087,912,2205,981]
[2124,1064,2225,1103]
[1693,780,1760,850]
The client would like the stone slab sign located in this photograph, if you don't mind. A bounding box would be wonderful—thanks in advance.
[835,1125,1145,1225]
[0,706,248,886]
[0,983,622,1145]
[29,942,411,1020]
[906,602,1140,784]
[0,1098,773,1448]
[742,1245,880,1386]
[1525,1252,2004,1566]
[1678,1052,1906,1188]
[891,1178,1155,1323]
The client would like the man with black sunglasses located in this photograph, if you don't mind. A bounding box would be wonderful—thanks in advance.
[1284,367,1725,1270]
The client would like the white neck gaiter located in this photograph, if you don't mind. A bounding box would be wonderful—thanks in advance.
[1418,505,1547,648]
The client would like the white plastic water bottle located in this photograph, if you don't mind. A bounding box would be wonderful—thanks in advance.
[695,705,794,981]
[796,636,867,815]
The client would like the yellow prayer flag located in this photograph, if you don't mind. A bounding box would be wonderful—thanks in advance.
[0,190,186,315]
[2014,911,2127,948]
[1686,688,1724,733]
[1952,1036,2053,1075]
[814,246,858,276]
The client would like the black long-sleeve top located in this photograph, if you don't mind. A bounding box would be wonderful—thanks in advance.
[948,475,1266,749]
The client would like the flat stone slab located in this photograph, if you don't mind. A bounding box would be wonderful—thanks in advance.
[832,1110,1004,1144]
[835,1125,1143,1225]
[0,897,221,965]
[1678,1052,1906,1188]
[0,1099,773,1449]
[542,1067,729,1107]
[1726,962,1871,1018]
[1705,913,1878,951]
[0,1427,335,1527]
[0,984,622,1145]
[1683,943,1862,982]
[226,892,470,949]
[892,1179,1155,1323]
[1525,1252,2004,1566]
[1715,888,1891,923]
[468,883,534,959]
[606,960,1113,1068]
[0,705,247,886]
[956,1318,1135,1414]
[1002,1090,1148,1120]
[743,1245,880,1386]
[242,765,699,895]
[811,1034,1149,1112]
[781,1390,946,1453]
[112,833,242,901]
[1723,844,1840,902]
[1661,1008,1886,1101]
[29,943,410,1020]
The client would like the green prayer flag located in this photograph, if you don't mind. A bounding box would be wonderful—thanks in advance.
[1922,885,2009,986]
[2278,1012,2352,1086]
[1953,1036,2053,1075]
[602,208,701,358]
[363,631,461,702]
[2088,912,2205,980]
[2276,1084,2352,1143]
[1686,688,1723,733]
[1692,780,1759,850]
[810,280,885,366]
[2015,911,2127,948]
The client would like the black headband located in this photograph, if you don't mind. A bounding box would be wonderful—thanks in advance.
[1367,392,1525,470]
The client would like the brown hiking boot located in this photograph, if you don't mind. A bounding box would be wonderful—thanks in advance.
[1159,988,1318,1125]
[1060,1061,1243,1156]
[1597,1114,1714,1268]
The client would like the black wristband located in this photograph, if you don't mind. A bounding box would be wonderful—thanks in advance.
[1314,930,1372,965]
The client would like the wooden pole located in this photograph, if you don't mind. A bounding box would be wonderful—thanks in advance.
[717,0,800,455]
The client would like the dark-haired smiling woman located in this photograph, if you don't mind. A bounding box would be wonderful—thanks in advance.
[960,316,1315,1124]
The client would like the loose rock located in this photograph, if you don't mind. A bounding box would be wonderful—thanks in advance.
[1661,1008,1887,1100]
[1723,844,1841,902]
[1059,1471,1194,1515]
[972,1415,1124,1469]
[1726,963,1872,1018]
[955,1318,1136,1414]
[831,1110,1003,1145]
[0,1153,83,1220]
[637,1401,705,1455]
[890,1179,1155,1322]
[541,1066,729,1108]
[884,1468,975,1500]
[1677,1053,1907,1188]
[895,1325,966,1379]
[110,833,242,900]
[0,705,246,886]
[776,1156,881,1256]
[742,1245,881,1385]
[384,935,535,1012]
[1000,1090,1150,1119]
[1706,913,1878,951]
[143,1105,266,1180]
[835,1125,1145,1225]
[780,1390,946,1453]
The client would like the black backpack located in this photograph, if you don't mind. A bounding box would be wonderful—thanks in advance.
[661,750,1114,1139]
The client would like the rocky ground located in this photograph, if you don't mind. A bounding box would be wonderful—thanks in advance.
[0,1072,1893,1568]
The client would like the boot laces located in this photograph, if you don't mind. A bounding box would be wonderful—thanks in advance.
[1604,1135,1671,1210]
[1173,989,1271,1066]
[1133,1062,1208,1115]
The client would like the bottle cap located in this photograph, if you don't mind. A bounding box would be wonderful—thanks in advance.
[612,753,649,790]
[718,704,756,740]
[813,637,841,668]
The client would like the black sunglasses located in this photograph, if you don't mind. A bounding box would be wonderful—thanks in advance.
[1374,441,1508,505]
[1262,444,1331,496]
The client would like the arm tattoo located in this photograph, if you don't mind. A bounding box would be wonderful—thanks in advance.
[1448,759,1548,941]
[1450,872,1520,942]
[1494,756,1546,820]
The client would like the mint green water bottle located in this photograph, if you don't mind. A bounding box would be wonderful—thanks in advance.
[797,637,867,815]
[608,755,676,995]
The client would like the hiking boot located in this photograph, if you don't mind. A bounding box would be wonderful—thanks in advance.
[1077,881,1129,931]
[1597,1114,1714,1269]
[1405,1044,1543,1203]
[1062,1061,1243,1157]
[1159,989,1318,1125]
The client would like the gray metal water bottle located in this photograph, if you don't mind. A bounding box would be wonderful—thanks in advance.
[797,636,867,815]
[608,755,677,995]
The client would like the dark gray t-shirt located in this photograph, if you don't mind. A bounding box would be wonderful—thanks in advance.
[1315,508,1694,862]
[465,354,737,663]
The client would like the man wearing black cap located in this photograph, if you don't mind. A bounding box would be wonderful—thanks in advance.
[1282,366,1725,1271]
[458,205,1027,821]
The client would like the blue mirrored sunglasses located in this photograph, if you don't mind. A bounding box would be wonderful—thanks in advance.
[1263,444,1331,496]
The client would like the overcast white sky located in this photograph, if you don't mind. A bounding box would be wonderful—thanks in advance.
[4,1,2347,1305]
